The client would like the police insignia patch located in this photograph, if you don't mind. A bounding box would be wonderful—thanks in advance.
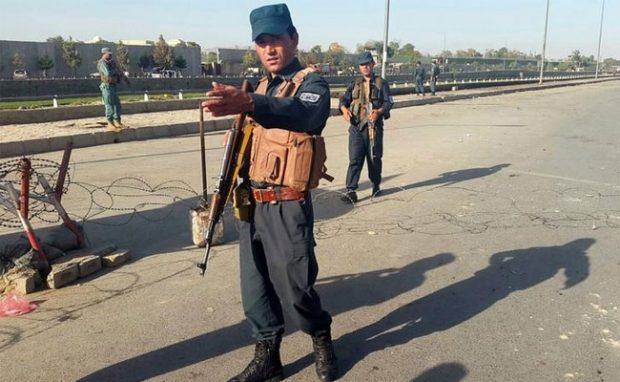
[299,92,321,103]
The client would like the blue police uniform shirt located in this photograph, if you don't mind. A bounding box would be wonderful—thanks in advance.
[249,58,331,136]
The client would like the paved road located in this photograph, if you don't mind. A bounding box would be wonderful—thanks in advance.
[1,81,619,382]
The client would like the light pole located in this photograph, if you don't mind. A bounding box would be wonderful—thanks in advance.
[381,0,390,78]
[595,0,605,79]
[539,0,550,84]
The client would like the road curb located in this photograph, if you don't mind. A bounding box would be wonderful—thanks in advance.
[1,77,617,158]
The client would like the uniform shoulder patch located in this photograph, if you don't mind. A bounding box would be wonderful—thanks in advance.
[299,92,321,103]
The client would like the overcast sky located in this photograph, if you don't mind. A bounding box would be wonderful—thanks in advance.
[1,0,617,59]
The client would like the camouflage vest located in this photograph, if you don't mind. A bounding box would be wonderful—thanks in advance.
[350,76,383,123]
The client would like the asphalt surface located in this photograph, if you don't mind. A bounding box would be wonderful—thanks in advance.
[0,80,619,382]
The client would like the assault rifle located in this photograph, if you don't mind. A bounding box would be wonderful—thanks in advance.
[367,102,377,160]
[197,80,254,276]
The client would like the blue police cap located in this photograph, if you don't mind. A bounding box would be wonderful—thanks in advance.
[357,51,374,65]
[250,3,294,41]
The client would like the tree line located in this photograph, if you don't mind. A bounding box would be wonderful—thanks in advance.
[228,39,618,73]
[7,35,190,78]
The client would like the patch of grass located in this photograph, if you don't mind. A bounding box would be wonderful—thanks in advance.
[0,91,209,111]
[0,88,347,111]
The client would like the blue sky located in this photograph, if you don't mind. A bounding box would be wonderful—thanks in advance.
[1,0,617,59]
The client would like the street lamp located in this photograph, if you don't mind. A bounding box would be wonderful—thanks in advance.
[595,0,605,79]
[381,0,390,78]
[539,0,550,84]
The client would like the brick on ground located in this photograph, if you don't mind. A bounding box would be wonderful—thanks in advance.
[0,268,41,295]
[47,262,79,289]
[101,249,130,267]
[53,245,117,278]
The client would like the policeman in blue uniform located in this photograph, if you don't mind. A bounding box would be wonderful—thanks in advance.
[97,47,129,131]
[414,60,426,96]
[202,4,337,382]
[339,52,393,202]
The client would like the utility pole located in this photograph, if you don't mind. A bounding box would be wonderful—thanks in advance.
[539,0,550,84]
[381,0,390,78]
[595,0,605,79]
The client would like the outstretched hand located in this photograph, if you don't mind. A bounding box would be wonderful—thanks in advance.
[202,82,253,117]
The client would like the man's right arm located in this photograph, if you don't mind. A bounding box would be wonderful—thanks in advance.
[339,82,354,121]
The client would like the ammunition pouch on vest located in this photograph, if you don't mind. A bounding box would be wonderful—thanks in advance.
[350,76,383,126]
[248,67,332,192]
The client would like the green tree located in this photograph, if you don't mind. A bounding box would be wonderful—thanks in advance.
[569,50,583,70]
[324,42,346,66]
[152,35,174,69]
[174,55,187,74]
[308,45,322,64]
[456,48,482,58]
[205,52,218,63]
[37,54,54,78]
[338,56,354,72]
[388,41,400,57]
[46,35,64,44]
[398,43,422,62]
[438,50,453,58]
[12,52,25,69]
[116,41,130,72]
[138,52,152,74]
[242,49,258,70]
[62,37,82,76]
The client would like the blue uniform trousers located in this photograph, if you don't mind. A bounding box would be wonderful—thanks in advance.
[415,78,425,95]
[100,84,122,122]
[237,196,332,341]
[345,123,383,191]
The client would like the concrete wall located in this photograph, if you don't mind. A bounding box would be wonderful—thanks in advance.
[0,40,201,79]
[0,70,593,99]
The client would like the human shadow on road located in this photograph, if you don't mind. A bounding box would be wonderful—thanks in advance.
[328,238,592,377]
[76,253,455,381]
[380,163,510,197]
[409,362,467,382]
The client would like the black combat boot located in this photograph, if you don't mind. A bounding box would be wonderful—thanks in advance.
[311,330,338,381]
[227,339,283,382]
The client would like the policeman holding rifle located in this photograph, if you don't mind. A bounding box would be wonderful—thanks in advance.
[339,51,393,203]
[202,3,337,382]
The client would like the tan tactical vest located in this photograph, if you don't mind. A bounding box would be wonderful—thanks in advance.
[248,67,331,192]
[350,76,383,122]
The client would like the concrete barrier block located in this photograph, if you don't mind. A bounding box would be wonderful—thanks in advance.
[48,136,72,153]
[214,118,232,131]
[152,125,171,138]
[26,138,52,155]
[101,249,130,267]
[14,275,37,294]
[135,126,155,140]
[47,262,79,289]
[186,122,200,135]
[76,255,102,277]
[94,131,120,145]
[169,123,190,136]
[203,120,216,132]
[0,141,26,159]
[117,128,138,142]
[71,133,97,150]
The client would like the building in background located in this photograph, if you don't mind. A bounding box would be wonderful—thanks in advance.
[0,39,201,79]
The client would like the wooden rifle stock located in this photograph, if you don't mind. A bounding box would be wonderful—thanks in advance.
[198,80,253,276]
[367,102,377,160]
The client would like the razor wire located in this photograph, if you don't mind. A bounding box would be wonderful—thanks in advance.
[0,157,201,230]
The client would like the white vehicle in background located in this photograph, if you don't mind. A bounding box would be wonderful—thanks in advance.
[13,69,28,80]
[150,68,180,78]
